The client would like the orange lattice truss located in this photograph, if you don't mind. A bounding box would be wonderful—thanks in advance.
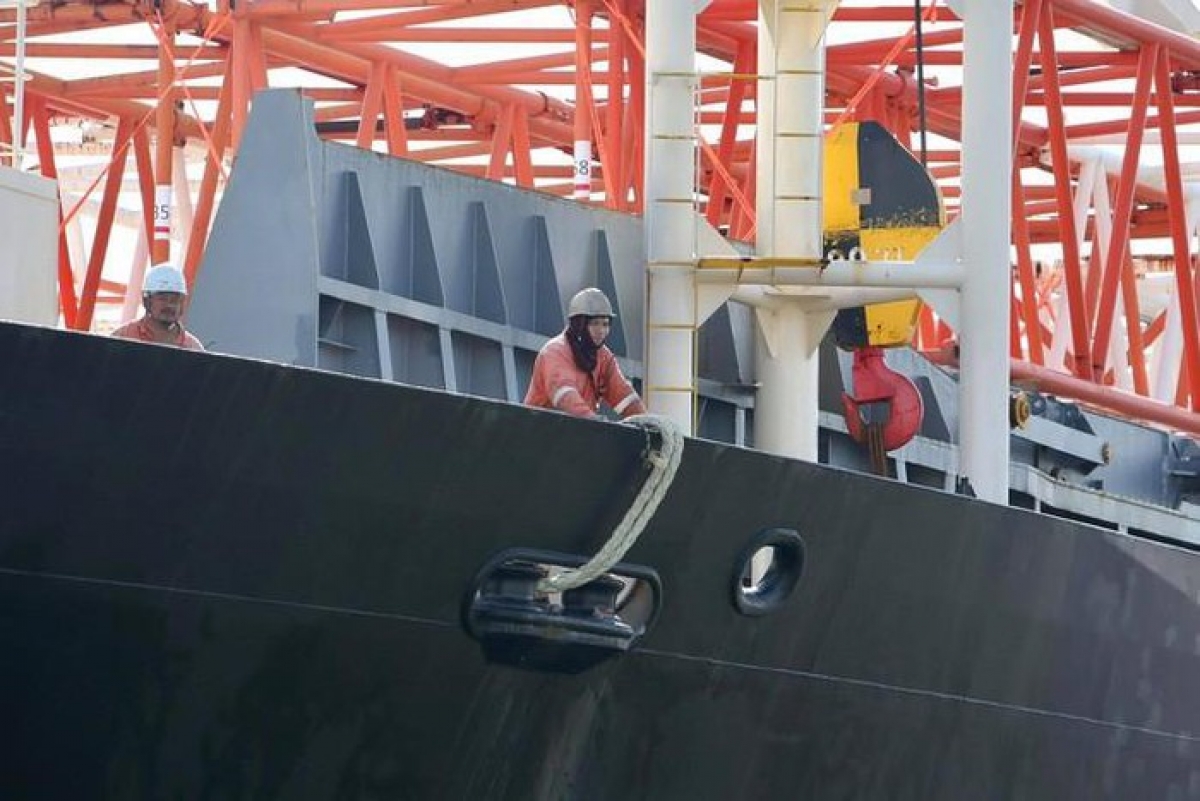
[2,0,1199,432]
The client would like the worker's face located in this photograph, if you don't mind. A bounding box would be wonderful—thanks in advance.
[586,316,611,346]
[145,291,186,326]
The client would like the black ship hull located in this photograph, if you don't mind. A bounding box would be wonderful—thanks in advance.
[2,321,1198,799]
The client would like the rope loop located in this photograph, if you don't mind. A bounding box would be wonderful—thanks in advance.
[536,414,684,594]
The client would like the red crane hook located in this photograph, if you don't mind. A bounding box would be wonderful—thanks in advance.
[841,347,924,452]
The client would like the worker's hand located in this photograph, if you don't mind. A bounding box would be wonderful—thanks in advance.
[621,398,647,418]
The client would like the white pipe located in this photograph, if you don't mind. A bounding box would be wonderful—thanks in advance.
[1110,296,1133,391]
[1152,288,1183,402]
[121,226,149,324]
[573,140,591,200]
[1150,194,1197,401]
[730,286,922,309]
[959,0,1012,503]
[13,0,27,169]
[1109,0,1200,39]
[1048,289,1071,370]
[1049,152,1096,374]
[755,304,823,458]
[643,0,698,431]
[1088,166,1134,390]
[1089,158,1113,376]
[696,258,965,289]
[1073,157,1098,248]
[1089,159,1110,285]
[172,144,193,261]
[753,0,834,461]
[1065,143,1200,200]
[63,204,86,291]
[1073,131,1200,147]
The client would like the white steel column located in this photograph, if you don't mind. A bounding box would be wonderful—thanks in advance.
[644,0,698,431]
[959,0,1013,503]
[1151,193,1196,401]
[172,144,194,262]
[1089,174,1136,391]
[12,0,28,168]
[1152,290,1183,402]
[121,226,149,324]
[755,305,832,457]
[753,0,834,460]
[573,0,594,201]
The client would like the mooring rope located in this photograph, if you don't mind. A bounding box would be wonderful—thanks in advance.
[536,414,685,594]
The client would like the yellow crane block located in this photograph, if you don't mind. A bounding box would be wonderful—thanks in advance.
[824,121,945,349]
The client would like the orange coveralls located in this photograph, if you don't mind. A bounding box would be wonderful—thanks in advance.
[524,333,641,418]
[111,318,205,351]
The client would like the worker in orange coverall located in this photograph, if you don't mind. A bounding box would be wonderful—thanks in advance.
[111,263,205,351]
[524,287,646,419]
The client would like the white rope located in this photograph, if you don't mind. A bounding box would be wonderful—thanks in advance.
[536,413,685,594]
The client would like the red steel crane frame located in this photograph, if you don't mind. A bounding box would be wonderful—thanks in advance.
[1,0,1198,431]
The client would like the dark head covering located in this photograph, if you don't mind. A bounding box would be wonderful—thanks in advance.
[566,316,601,373]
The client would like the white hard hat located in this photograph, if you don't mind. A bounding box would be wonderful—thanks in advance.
[568,287,614,318]
[143,263,188,295]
